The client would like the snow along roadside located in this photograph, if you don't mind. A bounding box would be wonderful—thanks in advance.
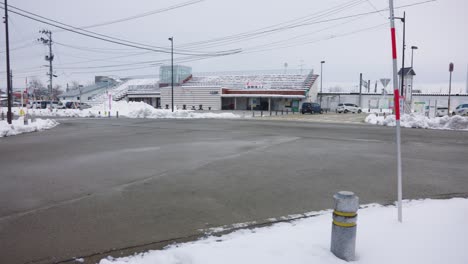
[2,101,242,119]
[365,113,468,130]
[0,117,59,137]
[99,198,468,264]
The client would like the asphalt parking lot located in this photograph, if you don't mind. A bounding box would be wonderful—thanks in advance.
[1,118,467,263]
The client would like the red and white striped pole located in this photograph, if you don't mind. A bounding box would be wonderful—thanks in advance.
[388,0,403,223]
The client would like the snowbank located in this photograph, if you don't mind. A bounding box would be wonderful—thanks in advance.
[365,113,468,130]
[2,101,241,119]
[0,117,59,137]
[99,198,468,264]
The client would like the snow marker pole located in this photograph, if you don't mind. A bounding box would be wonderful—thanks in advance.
[388,0,403,223]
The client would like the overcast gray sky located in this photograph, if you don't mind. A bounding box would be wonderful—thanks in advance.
[1,0,467,91]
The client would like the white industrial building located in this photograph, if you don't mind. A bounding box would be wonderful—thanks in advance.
[68,65,467,114]
[154,65,320,111]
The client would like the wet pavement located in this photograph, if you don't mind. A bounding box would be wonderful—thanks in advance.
[1,118,467,263]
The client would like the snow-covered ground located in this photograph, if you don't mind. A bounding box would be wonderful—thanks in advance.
[99,198,468,264]
[365,113,468,130]
[0,117,58,137]
[1,101,241,119]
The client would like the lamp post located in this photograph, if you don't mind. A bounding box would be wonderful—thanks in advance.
[410,46,418,68]
[168,37,174,112]
[320,60,325,105]
[448,62,454,115]
[395,12,406,97]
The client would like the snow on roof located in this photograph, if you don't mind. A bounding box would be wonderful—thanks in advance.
[183,71,317,90]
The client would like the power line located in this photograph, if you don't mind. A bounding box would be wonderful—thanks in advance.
[177,0,367,49]
[172,0,435,50]
[70,0,204,30]
[0,2,242,56]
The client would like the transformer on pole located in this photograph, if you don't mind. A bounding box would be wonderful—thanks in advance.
[38,30,55,104]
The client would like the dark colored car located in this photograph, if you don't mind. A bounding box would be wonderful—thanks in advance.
[301,102,323,114]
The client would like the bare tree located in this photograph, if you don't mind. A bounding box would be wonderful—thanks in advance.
[29,78,48,100]
[52,84,63,99]
[70,80,81,91]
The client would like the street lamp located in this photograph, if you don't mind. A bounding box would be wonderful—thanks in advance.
[320,60,325,105]
[394,12,406,97]
[410,46,418,68]
[168,37,174,112]
[448,62,454,115]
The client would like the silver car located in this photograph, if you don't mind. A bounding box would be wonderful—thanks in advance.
[337,103,362,114]
[453,104,468,116]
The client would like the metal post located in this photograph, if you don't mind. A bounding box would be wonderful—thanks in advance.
[269,97,272,116]
[411,46,418,68]
[4,0,13,124]
[320,61,325,106]
[448,63,454,114]
[331,191,359,261]
[359,73,362,107]
[400,12,406,97]
[169,37,174,112]
[389,0,403,222]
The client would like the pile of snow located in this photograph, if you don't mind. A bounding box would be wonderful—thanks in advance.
[365,113,468,130]
[99,198,468,264]
[0,117,59,137]
[2,101,241,119]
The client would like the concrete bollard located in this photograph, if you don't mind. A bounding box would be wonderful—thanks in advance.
[331,191,359,262]
[281,109,284,115]
[116,111,119,118]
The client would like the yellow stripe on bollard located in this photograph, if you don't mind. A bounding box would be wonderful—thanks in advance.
[333,210,357,217]
[332,220,357,228]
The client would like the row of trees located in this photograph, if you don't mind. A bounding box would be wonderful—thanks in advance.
[27,78,81,100]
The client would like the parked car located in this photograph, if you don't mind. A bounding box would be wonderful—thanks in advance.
[301,102,323,114]
[65,101,91,109]
[436,107,449,117]
[337,103,362,113]
[453,104,468,116]
[50,101,64,109]
[29,100,47,109]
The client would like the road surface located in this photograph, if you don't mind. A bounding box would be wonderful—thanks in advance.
[1,118,467,263]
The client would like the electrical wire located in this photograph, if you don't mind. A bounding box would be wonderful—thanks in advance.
[0,2,242,56]
[70,0,204,30]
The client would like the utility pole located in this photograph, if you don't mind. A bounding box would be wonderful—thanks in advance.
[38,29,54,105]
[4,0,13,124]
